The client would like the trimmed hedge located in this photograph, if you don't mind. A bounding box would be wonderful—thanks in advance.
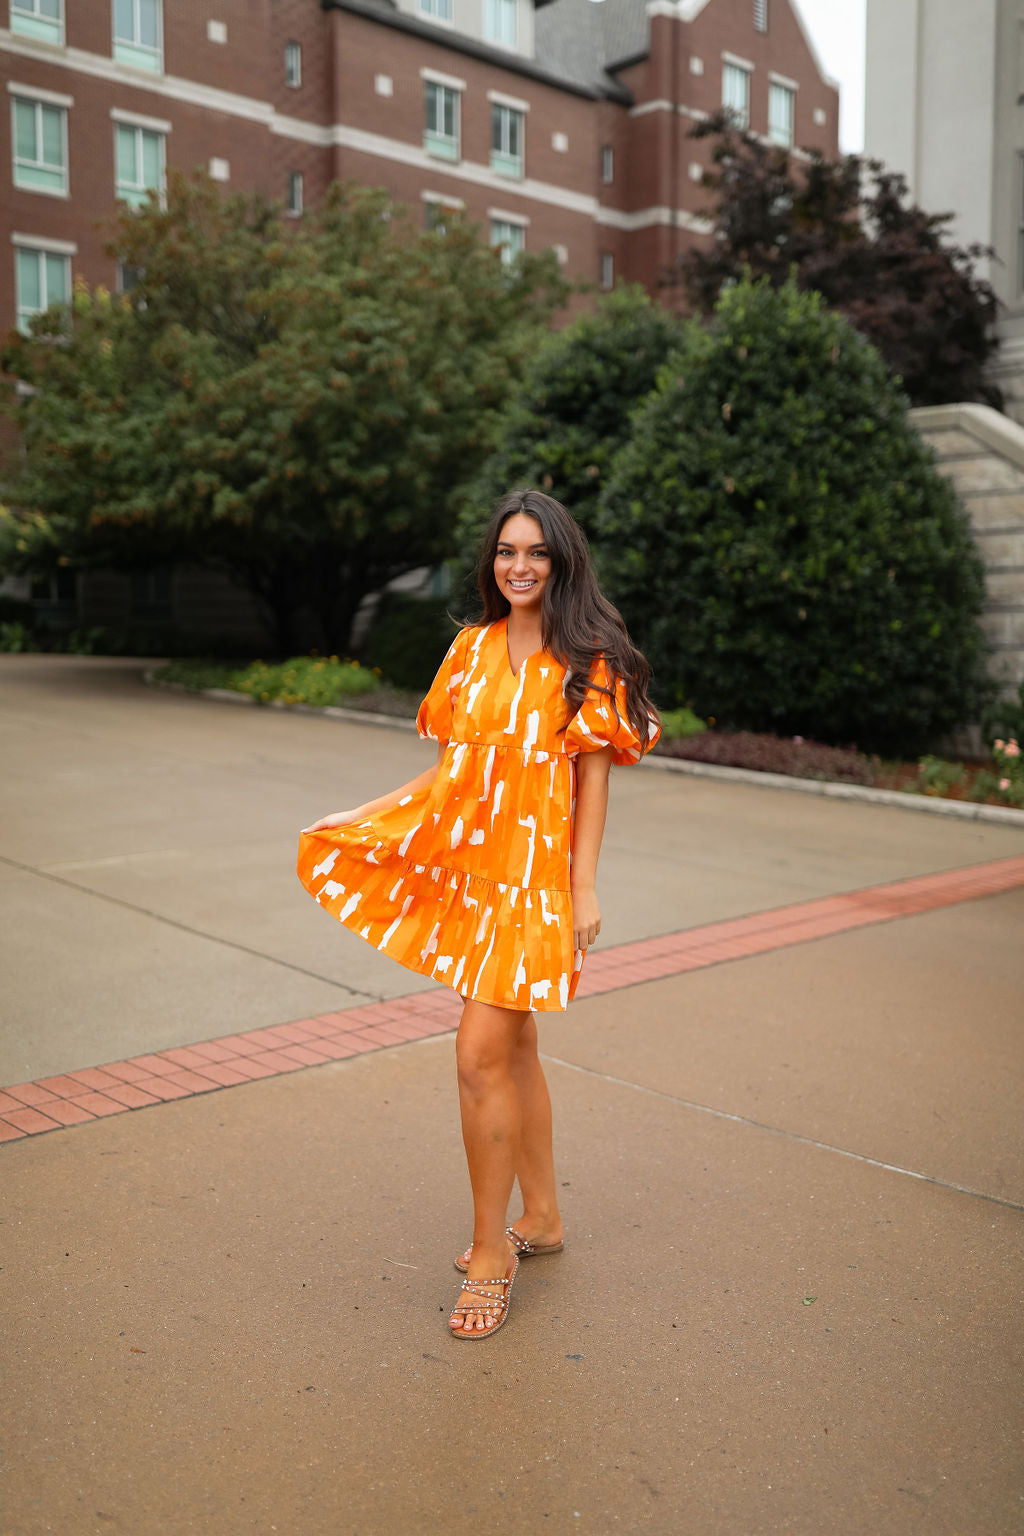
[598,278,989,757]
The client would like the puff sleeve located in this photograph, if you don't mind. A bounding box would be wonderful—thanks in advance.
[564,659,660,765]
[416,627,468,743]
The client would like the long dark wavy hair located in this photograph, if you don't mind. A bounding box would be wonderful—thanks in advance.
[471,489,658,748]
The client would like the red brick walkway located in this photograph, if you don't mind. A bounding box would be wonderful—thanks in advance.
[3,854,1023,1143]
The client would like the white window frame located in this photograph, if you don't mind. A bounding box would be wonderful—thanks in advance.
[284,40,302,88]
[753,0,768,32]
[601,144,614,184]
[484,0,516,48]
[489,213,526,266]
[13,239,73,333]
[114,121,166,208]
[490,103,523,179]
[112,0,163,73]
[286,170,303,217]
[768,81,795,148]
[10,0,65,46]
[11,95,69,197]
[419,0,453,21]
[424,81,461,161]
[722,62,751,129]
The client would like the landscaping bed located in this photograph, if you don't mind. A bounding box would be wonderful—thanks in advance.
[149,657,1024,816]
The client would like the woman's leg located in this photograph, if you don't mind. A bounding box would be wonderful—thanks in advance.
[507,1014,563,1246]
[451,999,528,1334]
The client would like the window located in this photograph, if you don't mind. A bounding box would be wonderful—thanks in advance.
[484,0,516,47]
[424,200,456,233]
[754,0,768,31]
[12,98,68,196]
[491,105,523,178]
[11,0,64,45]
[1018,154,1024,292]
[601,145,614,184]
[115,123,164,207]
[490,219,524,265]
[284,40,302,88]
[286,171,303,216]
[419,0,453,19]
[722,63,750,128]
[14,245,71,333]
[768,82,795,147]
[600,252,614,290]
[113,0,162,71]
[424,82,459,160]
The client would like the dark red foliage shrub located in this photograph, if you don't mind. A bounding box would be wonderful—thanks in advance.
[655,730,874,784]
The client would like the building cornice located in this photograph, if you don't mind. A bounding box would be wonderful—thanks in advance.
[321,0,632,104]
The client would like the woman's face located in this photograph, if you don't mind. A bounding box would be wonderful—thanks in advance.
[493,513,551,614]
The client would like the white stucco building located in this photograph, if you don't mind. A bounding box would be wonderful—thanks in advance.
[864,0,1024,418]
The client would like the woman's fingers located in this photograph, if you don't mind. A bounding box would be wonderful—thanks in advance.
[301,810,357,834]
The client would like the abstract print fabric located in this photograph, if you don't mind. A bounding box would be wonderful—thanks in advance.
[296,619,657,1012]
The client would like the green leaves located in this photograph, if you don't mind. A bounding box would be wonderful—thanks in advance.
[599,277,988,755]
[1,173,568,652]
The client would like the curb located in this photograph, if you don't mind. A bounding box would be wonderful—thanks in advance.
[142,668,1024,828]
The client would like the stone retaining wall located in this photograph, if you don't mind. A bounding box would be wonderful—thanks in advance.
[910,403,1024,695]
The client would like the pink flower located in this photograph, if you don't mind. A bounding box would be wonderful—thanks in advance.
[994,739,1005,751]
[1004,740,1020,758]
[793,735,804,744]
[1000,778,1011,791]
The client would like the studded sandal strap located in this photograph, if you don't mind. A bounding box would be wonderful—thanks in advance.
[505,1226,535,1255]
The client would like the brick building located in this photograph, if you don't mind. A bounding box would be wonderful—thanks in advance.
[2,0,840,332]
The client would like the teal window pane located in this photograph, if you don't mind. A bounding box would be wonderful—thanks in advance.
[116,126,137,185]
[14,100,37,161]
[18,165,64,191]
[141,130,160,187]
[139,0,159,48]
[114,0,133,38]
[41,105,63,167]
[41,0,62,18]
[16,250,41,312]
[45,253,69,303]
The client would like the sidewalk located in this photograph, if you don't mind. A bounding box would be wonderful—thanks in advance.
[2,657,1023,1535]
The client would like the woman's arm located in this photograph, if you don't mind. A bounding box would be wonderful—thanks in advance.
[571,745,613,952]
[301,743,447,834]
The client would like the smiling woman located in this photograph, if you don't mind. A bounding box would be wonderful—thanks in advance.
[296,488,659,1344]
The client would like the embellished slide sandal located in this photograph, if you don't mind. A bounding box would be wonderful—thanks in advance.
[454,1224,564,1273]
[449,1255,519,1340]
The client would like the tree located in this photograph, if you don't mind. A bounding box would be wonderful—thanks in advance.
[674,112,1000,409]
[598,277,989,757]
[0,174,567,652]
[454,286,681,579]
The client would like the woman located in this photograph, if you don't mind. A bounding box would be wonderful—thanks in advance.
[297,490,659,1339]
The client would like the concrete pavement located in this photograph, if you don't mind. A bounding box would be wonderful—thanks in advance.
[2,655,1023,1535]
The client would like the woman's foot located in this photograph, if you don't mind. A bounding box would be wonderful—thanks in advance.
[449,1251,519,1338]
[454,1215,564,1272]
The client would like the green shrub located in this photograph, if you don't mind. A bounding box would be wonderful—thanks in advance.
[153,654,380,706]
[232,655,379,707]
[360,592,460,692]
[657,706,707,740]
[598,277,988,757]
[455,287,681,587]
[0,620,28,653]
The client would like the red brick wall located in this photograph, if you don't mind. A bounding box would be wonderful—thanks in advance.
[1,0,841,326]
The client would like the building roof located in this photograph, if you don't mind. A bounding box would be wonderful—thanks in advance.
[534,0,651,91]
[322,0,649,101]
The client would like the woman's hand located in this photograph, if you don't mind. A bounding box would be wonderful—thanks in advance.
[572,883,601,954]
[300,809,363,834]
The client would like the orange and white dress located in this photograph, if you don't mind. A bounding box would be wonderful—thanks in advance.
[296,619,658,1012]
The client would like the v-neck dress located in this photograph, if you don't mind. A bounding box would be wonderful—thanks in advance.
[296,619,658,1012]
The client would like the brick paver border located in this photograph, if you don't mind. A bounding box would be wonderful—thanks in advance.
[3,854,1023,1143]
